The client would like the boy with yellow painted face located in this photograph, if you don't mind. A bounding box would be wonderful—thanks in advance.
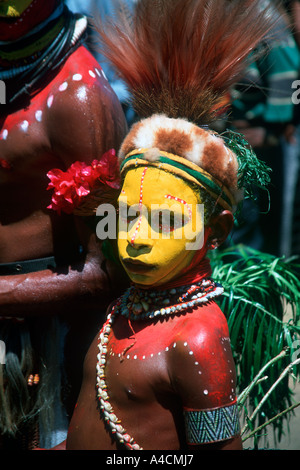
[65,0,277,450]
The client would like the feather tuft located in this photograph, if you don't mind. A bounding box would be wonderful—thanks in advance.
[95,0,278,124]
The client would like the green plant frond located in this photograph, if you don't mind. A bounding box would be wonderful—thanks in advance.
[222,130,272,200]
[253,313,268,374]
[210,244,300,433]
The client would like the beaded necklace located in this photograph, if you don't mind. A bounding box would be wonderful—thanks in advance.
[119,279,223,320]
[96,278,223,450]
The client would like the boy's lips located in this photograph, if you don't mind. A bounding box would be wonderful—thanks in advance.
[122,258,156,274]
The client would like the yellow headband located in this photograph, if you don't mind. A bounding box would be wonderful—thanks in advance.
[121,149,235,211]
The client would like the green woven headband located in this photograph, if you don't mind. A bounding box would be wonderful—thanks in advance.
[121,150,235,211]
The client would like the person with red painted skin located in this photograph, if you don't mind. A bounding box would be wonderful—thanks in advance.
[64,0,276,451]
[0,0,128,449]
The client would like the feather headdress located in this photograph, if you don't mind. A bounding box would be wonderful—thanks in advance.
[96,0,277,211]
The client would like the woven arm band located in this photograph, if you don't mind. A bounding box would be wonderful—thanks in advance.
[184,401,240,445]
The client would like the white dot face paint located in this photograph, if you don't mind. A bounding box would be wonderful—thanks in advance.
[89,70,96,78]
[2,129,8,140]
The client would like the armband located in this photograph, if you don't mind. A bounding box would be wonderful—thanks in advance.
[184,401,240,445]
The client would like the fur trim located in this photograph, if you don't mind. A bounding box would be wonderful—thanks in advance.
[119,114,243,206]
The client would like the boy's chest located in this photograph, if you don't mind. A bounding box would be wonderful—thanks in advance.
[101,316,175,402]
[107,314,187,362]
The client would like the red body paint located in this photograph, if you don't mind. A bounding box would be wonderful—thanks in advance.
[0,46,103,139]
[107,301,236,407]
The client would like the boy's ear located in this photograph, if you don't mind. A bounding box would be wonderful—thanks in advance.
[206,210,234,249]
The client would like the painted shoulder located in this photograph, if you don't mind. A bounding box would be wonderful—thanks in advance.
[175,301,230,346]
[44,45,126,164]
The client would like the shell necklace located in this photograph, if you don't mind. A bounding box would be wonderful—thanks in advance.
[96,279,223,450]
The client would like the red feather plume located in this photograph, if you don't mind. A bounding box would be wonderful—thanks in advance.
[95,0,278,124]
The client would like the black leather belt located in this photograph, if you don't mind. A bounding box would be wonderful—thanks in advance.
[0,256,57,275]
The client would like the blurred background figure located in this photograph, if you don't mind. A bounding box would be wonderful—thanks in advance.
[287,0,300,256]
[229,0,300,257]
[66,0,137,125]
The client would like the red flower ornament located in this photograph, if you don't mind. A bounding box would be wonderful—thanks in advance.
[47,149,120,215]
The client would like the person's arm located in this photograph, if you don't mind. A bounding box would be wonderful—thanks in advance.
[0,55,128,317]
[169,304,243,450]
[0,230,119,316]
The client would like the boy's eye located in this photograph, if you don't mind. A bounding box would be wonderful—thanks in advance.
[158,211,175,232]
[118,204,189,233]
[151,210,186,233]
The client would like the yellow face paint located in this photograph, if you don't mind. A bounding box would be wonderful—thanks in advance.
[0,0,34,17]
[118,167,204,287]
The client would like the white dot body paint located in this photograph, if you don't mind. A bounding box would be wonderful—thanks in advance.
[35,110,43,122]
[47,95,54,108]
[59,82,68,92]
[20,120,29,132]
[72,73,82,81]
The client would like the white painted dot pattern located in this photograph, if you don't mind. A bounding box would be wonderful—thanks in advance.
[109,338,236,401]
